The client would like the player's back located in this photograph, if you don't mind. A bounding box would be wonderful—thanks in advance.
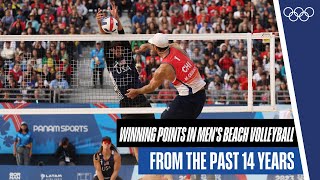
[162,47,206,96]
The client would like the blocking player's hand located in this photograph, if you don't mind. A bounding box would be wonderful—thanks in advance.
[110,2,119,19]
[96,8,104,23]
[125,89,139,99]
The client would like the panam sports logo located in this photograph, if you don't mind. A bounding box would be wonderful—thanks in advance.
[33,125,88,133]
[40,173,63,180]
[9,172,21,180]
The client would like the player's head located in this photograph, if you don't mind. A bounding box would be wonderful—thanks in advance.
[61,137,69,148]
[111,41,124,58]
[101,136,112,149]
[148,33,169,55]
[19,122,29,133]
[101,136,118,153]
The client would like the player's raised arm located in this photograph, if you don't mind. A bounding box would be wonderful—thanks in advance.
[110,2,123,32]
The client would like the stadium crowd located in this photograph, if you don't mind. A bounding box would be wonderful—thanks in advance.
[0,0,289,104]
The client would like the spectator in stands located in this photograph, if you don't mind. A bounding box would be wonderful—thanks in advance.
[75,0,88,21]
[81,20,95,35]
[190,47,204,63]
[57,46,71,83]
[5,77,18,89]
[26,12,40,32]
[224,66,237,84]
[211,82,227,102]
[31,49,42,73]
[35,74,49,88]
[188,40,204,54]
[1,9,14,30]
[90,41,105,88]
[172,21,186,34]
[146,57,159,77]
[205,58,222,82]
[237,69,247,88]
[55,137,76,166]
[42,49,54,73]
[8,63,22,84]
[253,66,263,83]
[169,0,182,16]
[157,80,176,104]
[1,41,15,72]
[224,75,237,91]
[13,122,33,165]
[40,64,53,84]
[136,63,147,85]
[132,11,146,30]
[14,94,27,104]
[49,72,69,89]
[183,2,196,20]
[134,54,146,69]
[170,10,184,27]
[10,18,24,35]
[146,22,159,34]
[208,74,223,91]
[146,11,159,25]
[219,51,234,76]
[229,82,241,104]
[278,81,290,104]
[159,15,172,32]
[256,72,269,90]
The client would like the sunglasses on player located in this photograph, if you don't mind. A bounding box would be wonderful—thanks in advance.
[102,139,111,144]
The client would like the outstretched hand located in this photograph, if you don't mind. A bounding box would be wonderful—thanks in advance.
[110,2,119,19]
[96,8,104,23]
[125,89,139,99]
[136,44,152,54]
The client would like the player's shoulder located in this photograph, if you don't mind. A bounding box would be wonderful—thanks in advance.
[93,153,101,160]
[113,151,121,160]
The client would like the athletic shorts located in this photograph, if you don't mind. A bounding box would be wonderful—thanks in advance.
[161,89,206,119]
[120,94,155,119]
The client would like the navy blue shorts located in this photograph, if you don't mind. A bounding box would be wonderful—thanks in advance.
[161,89,206,119]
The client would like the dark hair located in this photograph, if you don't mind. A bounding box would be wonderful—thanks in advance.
[61,137,69,145]
[18,124,29,133]
[98,136,118,154]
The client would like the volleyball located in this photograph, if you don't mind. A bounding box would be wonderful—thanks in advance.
[101,17,118,33]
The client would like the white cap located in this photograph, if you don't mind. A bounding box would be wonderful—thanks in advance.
[148,33,169,48]
[21,121,27,125]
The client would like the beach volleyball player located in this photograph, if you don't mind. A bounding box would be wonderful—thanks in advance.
[95,3,154,120]
[93,136,122,180]
[96,2,154,163]
[126,33,206,119]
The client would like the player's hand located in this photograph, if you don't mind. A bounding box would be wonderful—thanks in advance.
[137,44,152,53]
[96,8,104,23]
[125,89,139,99]
[110,2,119,19]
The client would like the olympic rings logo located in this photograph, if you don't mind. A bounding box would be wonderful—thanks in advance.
[283,7,314,22]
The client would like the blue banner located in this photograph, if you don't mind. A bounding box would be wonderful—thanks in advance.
[139,147,302,174]
[0,103,119,154]
[277,0,319,178]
